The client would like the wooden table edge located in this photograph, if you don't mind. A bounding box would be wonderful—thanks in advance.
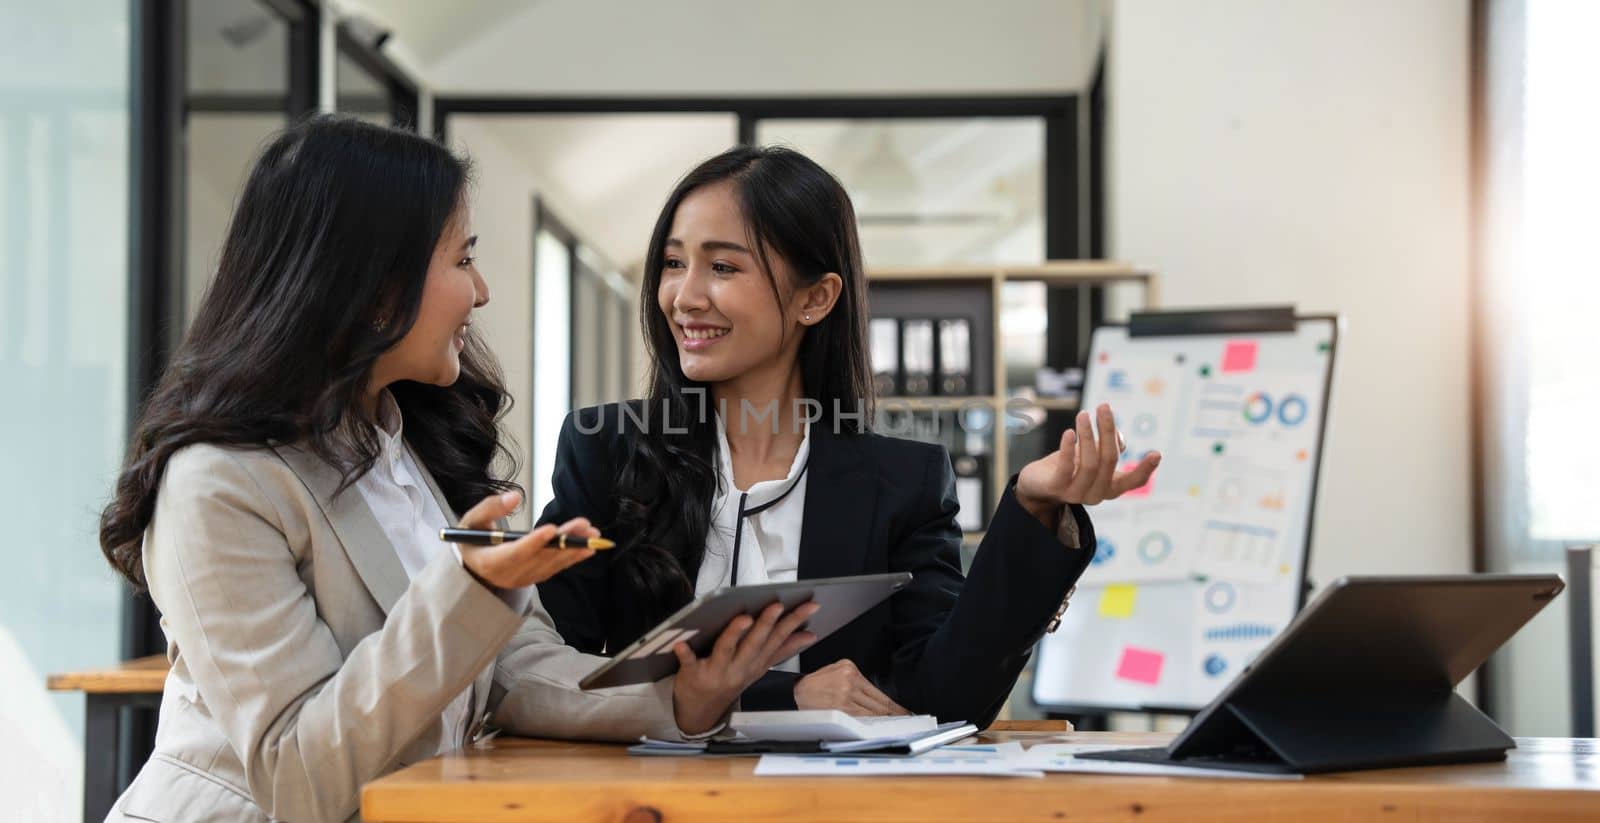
[363,778,1600,823]
[47,654,169,694]
[360,733,1600,823]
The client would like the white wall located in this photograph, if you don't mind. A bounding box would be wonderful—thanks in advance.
[1108,0,1473,591]
[451,115,738,521]
[450,119,545,526]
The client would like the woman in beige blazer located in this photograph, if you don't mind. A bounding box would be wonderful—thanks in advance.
[96,116,814,823]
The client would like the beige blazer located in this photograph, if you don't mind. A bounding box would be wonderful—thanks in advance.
[108,441,683,823]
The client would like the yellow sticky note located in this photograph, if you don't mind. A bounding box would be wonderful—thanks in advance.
[1098,584,1138,619]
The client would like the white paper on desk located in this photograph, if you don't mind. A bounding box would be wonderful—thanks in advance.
[822,721,974,753]
[941,742,1024,757]
[629,737,708,757]
[1019,744,1303,780]
[756,742,1041,778]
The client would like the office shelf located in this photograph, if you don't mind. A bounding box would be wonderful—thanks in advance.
[868,262,1157,522]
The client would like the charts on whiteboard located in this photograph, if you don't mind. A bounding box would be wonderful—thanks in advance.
[1033,318,1337,712]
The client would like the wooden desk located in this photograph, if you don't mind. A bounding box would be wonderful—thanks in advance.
[48,655,169,823]
[363,731,1600,822]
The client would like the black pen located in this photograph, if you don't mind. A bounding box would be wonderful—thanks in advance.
[439,528,616,550]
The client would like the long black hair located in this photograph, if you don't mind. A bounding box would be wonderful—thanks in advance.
[610,145,873,637]
[100,115,519,588]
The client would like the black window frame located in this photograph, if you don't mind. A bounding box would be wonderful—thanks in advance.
[126,0,322,792]
[334,19,420,129]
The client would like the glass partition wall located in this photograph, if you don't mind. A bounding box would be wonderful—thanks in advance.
[117,0,422,803]
[1,2,132,816]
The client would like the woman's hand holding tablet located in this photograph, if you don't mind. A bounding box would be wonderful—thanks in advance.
[579,573,912,694]
[670,601,819,735]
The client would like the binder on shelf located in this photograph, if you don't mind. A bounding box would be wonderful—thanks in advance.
[951,453,988,533]
[936,317,973,396]
[869,316,900,397]
[1034,366,1082,399]
[879,410,966,456]
[905,410,952,447]
[901,319,935,397]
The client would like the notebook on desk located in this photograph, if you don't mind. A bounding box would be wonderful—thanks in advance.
[731,710,937,742]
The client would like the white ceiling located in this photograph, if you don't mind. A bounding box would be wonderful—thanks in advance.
[344,0,1105,96]
[454,112,740,272]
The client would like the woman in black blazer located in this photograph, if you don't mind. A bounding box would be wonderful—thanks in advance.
[538,146,1160,727]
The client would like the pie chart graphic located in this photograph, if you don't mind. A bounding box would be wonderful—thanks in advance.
[1277,394,1309,427]
[1243,392,1273,424]
[1204,581,1237,614]
[1137,531,1173,564]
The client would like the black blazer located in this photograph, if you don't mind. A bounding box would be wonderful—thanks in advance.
[535,402,1097,727]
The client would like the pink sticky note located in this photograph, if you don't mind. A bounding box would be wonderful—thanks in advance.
[1222,341,1257,373]
[1115,646,1165,685]
[1118,460,1154,497]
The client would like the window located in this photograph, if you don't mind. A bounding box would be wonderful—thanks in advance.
[532,226,572,508]
[1480,0,1600,737]
[1514,2,1600,544]
[1482,0,1600,561]
[0,2,130,815]
[184,0,302,324]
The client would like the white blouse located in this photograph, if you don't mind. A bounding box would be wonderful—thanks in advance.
[694,413,811,673]
[351,392,476,754]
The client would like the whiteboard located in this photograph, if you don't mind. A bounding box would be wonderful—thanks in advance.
[1032,316,1339,713]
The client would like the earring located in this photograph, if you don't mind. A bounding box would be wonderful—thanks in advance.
[804,314,812,323]
[373,316,388,333]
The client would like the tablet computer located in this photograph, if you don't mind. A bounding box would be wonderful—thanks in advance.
[579,572,913,690]
[1076,573,1564,774]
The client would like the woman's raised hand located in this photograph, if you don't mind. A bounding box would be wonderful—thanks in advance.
[1015,403,1162,527]
[452,490,598,589]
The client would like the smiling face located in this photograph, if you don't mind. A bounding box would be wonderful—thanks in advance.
[371,204,487,391]
[656,181,808,386]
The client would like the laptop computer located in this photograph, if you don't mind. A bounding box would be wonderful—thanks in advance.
[1079,574,1564,774]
